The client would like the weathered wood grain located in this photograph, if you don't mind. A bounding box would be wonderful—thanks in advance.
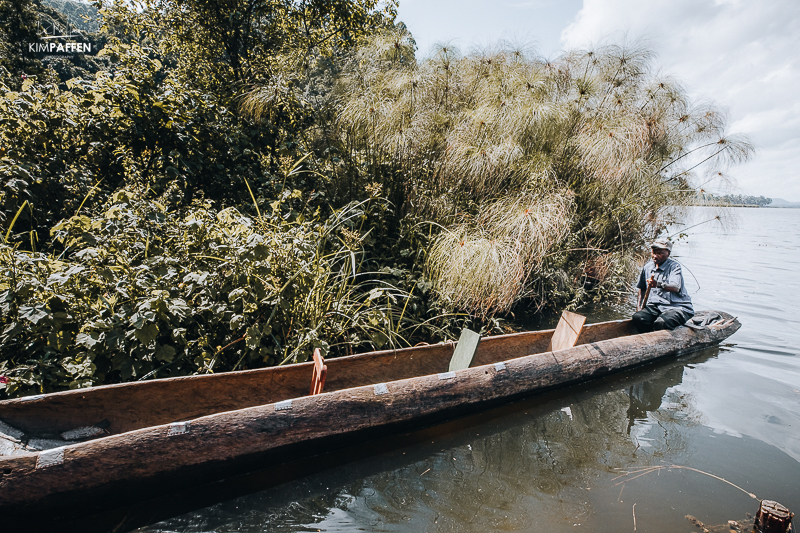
[0,313,740,513]
[755,500,794,533]
[548,310,586,351]
[0,318,631,436]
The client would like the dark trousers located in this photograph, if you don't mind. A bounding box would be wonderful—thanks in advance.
[632,305,694,333]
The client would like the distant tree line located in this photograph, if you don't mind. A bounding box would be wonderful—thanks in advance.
[701,193,772,206]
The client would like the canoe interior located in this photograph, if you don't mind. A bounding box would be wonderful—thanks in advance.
[0,318,637,446]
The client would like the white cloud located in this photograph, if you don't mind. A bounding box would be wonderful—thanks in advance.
[397,0,583,59]
[562,0,800,201]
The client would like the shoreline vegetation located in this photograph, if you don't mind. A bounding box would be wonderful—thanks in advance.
[691,193,772,208]
[690,195,800,208]
[0,0,753,398]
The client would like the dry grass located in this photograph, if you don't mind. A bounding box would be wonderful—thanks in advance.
[426,192,573,316]
[426,229,525,317]
[315,32,755,315]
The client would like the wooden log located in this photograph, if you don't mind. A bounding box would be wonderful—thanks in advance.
[0,318,634,437]
[0,312,740,513]
[756,500,795,533]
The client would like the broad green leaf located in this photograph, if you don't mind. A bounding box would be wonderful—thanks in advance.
[47,330,72,352]
[76,332,101,349]
[370,330,388,349]
[245,324,262,350]
[134,323,159,345]
[230,314,245,330]
[19,305,48,325]
[154,344,176,362]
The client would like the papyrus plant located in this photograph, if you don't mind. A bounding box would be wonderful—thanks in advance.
[329,32,753,315]
[426,191,573,316]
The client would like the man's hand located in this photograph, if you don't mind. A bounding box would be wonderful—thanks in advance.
[648,275,679,292]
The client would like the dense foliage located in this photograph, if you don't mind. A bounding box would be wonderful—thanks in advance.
[323,32,754,314]
[0,0,752,397]
[0,188,433,396]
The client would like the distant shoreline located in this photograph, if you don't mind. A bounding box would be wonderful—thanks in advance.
[689,203,767,208]
[689,202,800,209]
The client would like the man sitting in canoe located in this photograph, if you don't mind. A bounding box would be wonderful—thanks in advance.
[632,240,694,332]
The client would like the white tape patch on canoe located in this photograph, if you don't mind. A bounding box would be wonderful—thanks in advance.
[60,426,105,441]
[374,383,389,395]
[36,447,65,469]
[494,362,507,372]
[438,371,456,380]
[275,399,293,411]
[167,422,190,436]
[19,394,46,402]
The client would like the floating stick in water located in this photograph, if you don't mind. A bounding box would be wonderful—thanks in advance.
[614,465,758,500]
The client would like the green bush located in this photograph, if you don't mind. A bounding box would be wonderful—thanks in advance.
[0,40,278,240]
[0,187,421,398]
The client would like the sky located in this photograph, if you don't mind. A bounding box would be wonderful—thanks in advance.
[396,0,800,202]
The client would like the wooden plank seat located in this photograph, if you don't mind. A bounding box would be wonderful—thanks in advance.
[548,310,586,352]
[448,328,482,371]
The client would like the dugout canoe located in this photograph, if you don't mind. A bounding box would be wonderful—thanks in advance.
[0,310,739,515]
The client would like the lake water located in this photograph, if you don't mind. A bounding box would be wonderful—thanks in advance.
[137,207,800,533]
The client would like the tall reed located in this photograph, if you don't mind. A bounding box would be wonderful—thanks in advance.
[326,32,753,315]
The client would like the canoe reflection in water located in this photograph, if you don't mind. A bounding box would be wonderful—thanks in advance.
[625,362,687,434]
[140,347,724,533]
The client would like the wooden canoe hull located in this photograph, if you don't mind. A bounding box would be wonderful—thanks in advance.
[0,313,740,515]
